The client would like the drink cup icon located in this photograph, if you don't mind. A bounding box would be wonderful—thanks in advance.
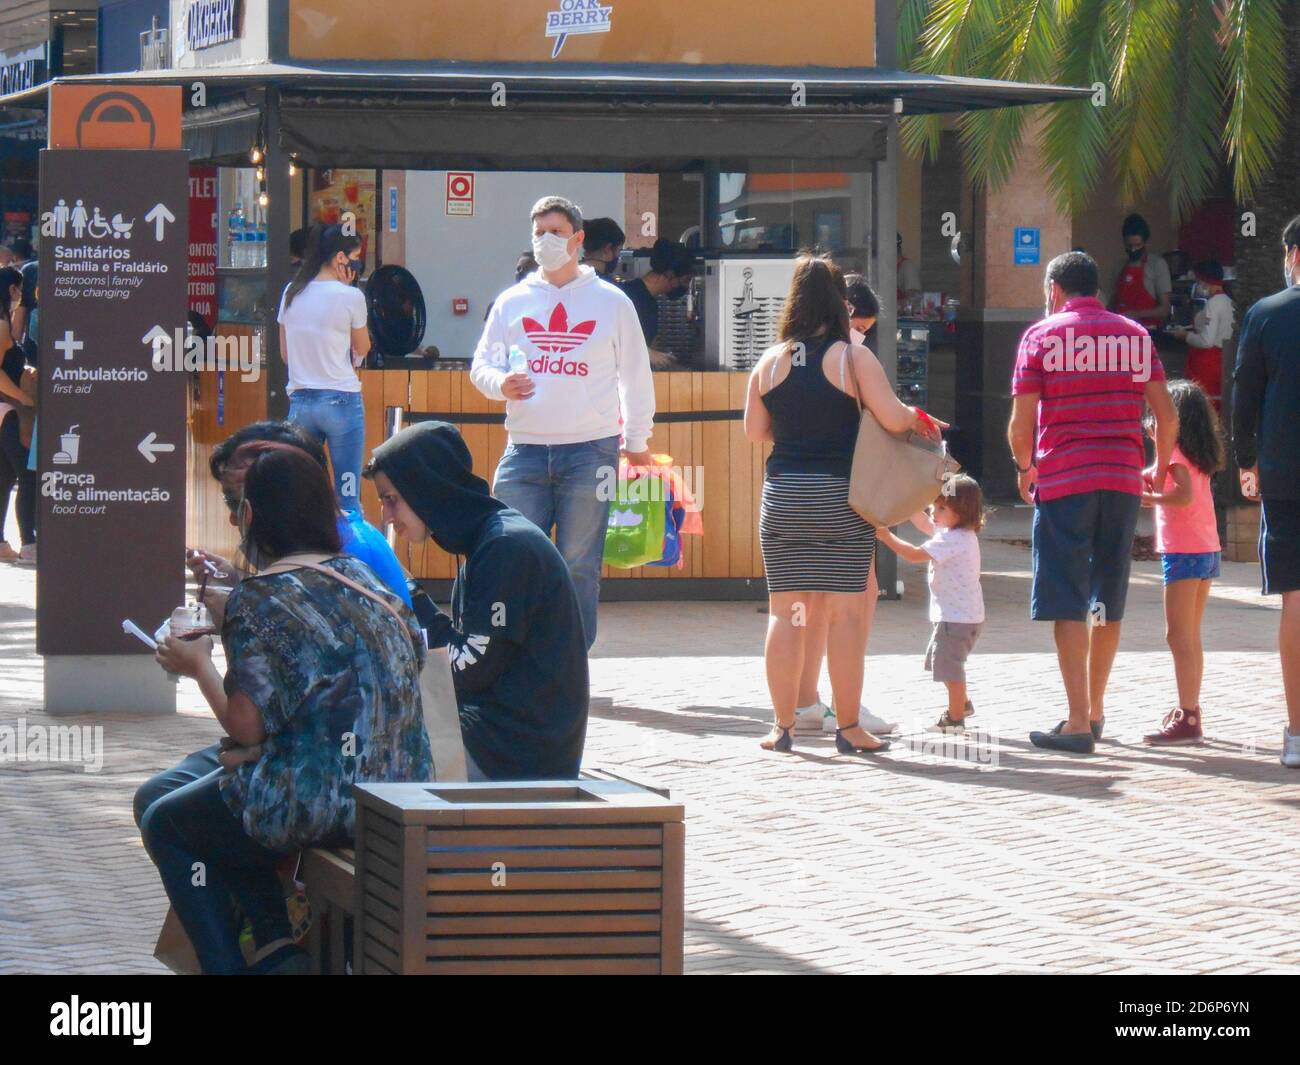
[53,425,81,466]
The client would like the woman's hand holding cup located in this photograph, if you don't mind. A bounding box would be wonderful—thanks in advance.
[154,633,213,679]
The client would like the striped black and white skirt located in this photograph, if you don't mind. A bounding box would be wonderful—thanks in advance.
[759,473,876,593]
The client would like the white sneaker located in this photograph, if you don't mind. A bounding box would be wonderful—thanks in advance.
[796,699,897,735]
[856,706,899,736]
[1281,727,1300,768]
[793,701,828,734]
[17,543,35,565]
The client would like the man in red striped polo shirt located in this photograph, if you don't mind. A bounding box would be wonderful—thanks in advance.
[1009,251,1179,754]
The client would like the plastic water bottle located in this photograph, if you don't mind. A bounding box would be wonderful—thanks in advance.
[508,345,529,374]
[227,202,245,268]
[254,228,267,268]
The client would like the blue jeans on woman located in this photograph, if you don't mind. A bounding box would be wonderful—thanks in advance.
[493,435,619,650]
[139,769,292,974]
[288,388,365,514]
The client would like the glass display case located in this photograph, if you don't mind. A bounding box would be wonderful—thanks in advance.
[895,320,929,408]
[217,270,267,325]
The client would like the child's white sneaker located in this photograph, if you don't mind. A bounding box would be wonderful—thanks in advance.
[794,699,898,735]
[793,700,828,734]
[1281,727,1300,768]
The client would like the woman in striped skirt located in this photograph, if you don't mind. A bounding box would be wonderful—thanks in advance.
[744,255,941,755]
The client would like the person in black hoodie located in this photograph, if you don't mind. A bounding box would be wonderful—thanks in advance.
[365,421,589,780]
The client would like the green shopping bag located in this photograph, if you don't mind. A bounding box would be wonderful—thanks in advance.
[602,475,667,569]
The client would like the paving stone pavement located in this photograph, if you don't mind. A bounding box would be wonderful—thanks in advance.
[1,520,1296,974]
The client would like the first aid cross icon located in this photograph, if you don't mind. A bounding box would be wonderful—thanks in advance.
[54,330,84,361]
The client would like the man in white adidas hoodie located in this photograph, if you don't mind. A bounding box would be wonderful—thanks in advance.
[471,196,655,649]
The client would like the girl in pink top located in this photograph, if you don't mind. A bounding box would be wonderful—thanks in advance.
[1140,380,1225,745]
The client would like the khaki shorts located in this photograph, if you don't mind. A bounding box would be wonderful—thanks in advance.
[924,621,982,683]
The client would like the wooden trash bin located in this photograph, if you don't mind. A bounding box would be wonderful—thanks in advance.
[352,780,686,975]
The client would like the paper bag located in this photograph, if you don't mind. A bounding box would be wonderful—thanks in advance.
[422,645,467,782]
[153,905,200,975]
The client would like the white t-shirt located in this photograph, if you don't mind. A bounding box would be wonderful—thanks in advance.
[1185,292,1234,349]
[922,526,984,624]
[277,279,368,394]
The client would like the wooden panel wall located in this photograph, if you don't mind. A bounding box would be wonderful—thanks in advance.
[186,325,267,559]
[184,365,769,582]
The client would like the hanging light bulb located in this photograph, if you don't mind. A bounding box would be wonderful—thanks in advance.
[288,160,298,177]
[250,145,263,165]
[258,191,270,209]
[255,166,265,182]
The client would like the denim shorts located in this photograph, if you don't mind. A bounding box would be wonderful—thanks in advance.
[1162,551,1221,584]
[1032,489,1140,622]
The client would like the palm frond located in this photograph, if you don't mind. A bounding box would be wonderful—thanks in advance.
[1163,0,1230,218]
[897,0,933,69]
[1108,0,1183,205]
[1038,0,1113,214]
[1221,0,1289,201]
[902,1,1010,164]
[915,0,1007,76]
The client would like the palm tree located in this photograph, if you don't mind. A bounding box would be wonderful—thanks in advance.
[899,0,1298,313]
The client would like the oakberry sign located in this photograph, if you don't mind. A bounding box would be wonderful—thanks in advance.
[545,0,613,58]
[184,0,242,52]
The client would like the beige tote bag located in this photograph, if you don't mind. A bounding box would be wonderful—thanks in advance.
[836,342,960,527]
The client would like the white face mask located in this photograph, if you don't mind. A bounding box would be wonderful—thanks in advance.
[532,232,575,272]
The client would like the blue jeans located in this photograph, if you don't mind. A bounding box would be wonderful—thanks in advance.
[493,436,619,650]
[139,770,291,974]
[288,388,365,514]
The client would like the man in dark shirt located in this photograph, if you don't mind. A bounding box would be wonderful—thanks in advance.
[1232,215,1300,768]
[618,238,693,369]
[365,421,589,781]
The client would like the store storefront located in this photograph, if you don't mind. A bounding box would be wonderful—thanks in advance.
[0,2,99,239]
[7,0,1086,596]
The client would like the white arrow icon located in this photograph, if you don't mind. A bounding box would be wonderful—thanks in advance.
[138,432,175,464]
[145,203,175,241]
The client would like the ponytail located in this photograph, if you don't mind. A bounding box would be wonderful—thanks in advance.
[283,224,362,310]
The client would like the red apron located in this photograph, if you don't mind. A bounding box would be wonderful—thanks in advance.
[1185,345,1223,412]
[1115,258,1158,325]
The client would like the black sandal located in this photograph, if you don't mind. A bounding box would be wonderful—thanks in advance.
[835,721,890,754]
[761,720,795,753]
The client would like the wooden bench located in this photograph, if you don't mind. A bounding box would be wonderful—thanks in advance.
[301,767,677,975]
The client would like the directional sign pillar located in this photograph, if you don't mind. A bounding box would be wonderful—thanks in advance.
[39,85,187,714]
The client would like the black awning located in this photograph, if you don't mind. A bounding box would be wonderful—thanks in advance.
[0,61,1092,115]
[277,97,888,171]
[182,101,262,165]
[5,61,1089,169]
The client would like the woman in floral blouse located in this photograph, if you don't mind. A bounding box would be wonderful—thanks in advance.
[141,443,431,974]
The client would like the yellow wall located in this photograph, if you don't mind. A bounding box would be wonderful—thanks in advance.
[288,0,875,67]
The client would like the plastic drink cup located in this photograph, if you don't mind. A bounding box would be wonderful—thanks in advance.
[158,603,214,682]
[170,603,213,639]
[508,346,529,375]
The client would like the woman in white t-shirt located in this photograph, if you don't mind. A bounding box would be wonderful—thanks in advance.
[279,224,371,513]
[873,475,986,733]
